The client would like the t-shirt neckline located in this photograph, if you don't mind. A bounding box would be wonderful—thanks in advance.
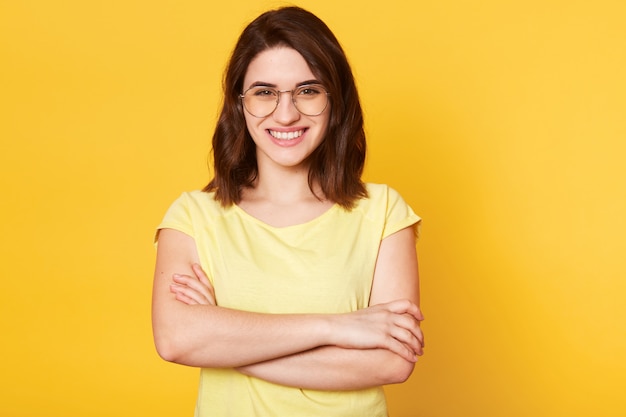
[231,202,339,231]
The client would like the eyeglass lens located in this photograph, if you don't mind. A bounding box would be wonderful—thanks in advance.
[241,85,328,117]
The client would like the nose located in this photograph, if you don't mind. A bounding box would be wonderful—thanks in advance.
[272,90,300,124]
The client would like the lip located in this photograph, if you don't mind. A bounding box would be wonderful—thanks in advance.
[267,128,307,147]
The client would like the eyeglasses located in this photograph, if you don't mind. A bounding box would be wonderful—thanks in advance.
[239,84,330,118]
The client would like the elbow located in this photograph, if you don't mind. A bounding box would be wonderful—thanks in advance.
[153,329,189,364]
[381,355,416,385]
[153,334,179,363]
[391,360,415,384]
[152,310,201,365]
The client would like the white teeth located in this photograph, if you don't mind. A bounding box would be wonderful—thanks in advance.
[269,130,304,140]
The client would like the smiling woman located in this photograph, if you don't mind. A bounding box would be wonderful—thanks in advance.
[240,83,330,118]
[152,6,424,417]
[241,47,330,174]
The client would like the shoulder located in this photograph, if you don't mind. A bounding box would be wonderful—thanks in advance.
[168,190,222,212]
[356,183,421,239]
[156,190,232,242]
[159,190,226,227]
[355,183,408,212]
[364,183,402,201]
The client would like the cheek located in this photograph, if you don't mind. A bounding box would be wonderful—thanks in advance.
[319,115,331,137]
[243,114,258,136]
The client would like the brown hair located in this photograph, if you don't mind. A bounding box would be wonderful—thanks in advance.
[204,6,367,208]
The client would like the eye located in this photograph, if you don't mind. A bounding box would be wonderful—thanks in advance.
[297,85,325,96]
[252,88,277,97]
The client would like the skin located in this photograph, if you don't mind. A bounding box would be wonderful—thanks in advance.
[152,46,424,391]
[243,47,330,174]
[238,46,335,226]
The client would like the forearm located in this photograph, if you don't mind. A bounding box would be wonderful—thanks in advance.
[153,303,332,368]
[237,345,415,391]
[154,229,336,368]
[154,229,423,370]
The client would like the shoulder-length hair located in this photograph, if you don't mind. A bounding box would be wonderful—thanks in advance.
[204,6,367,209]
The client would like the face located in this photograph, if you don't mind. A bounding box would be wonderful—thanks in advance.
[242,46,330,172]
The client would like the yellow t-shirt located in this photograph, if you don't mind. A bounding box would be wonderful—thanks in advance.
[156,183,421,417]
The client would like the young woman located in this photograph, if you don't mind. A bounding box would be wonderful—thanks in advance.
[152,6,424,416]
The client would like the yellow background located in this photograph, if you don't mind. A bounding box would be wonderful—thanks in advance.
[1,0,625,415]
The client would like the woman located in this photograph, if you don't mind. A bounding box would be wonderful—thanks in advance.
[152,6,424,416]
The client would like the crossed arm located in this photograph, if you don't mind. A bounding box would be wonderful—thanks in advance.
[151,226,424,391]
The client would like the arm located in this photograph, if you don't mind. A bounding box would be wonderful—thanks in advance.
[237,346,416,391]
[235,225,424,390]
[152,228,422,369]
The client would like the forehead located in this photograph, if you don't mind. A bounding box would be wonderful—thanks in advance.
[243,47,316,88]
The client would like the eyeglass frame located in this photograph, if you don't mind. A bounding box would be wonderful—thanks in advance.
[239,84,331,118]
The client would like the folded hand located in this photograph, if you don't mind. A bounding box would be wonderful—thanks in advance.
[170,263,216,306]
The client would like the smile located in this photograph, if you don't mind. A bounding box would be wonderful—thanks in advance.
[268,129,305,140]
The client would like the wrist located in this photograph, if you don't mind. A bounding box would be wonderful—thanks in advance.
[317,313,341,346]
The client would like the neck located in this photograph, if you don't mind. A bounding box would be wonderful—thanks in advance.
[245,161,325,205]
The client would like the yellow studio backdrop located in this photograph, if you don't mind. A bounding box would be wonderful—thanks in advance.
[1,0,624,415]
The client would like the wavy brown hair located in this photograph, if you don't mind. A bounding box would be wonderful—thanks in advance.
[204,6,367,209]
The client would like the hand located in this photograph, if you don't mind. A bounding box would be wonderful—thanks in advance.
[170,263,216,306]
[331,299,424,362]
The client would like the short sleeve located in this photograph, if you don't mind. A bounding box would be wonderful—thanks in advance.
[381,186,421,240]
[154,192,195,244]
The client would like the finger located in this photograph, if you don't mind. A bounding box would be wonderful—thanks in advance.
[384,337,418,363]
[172,273,207,295]
[170,286,199,305]
[385,299,424,321]
[173,274,215,305]
[407,316,425,348]
[391,313,422,340]
[390,325,423,356]
[413,325,425,349]
[385,313,424,355]
[192,263,211,285]
[170,283,210,305]
[191,264,217,304]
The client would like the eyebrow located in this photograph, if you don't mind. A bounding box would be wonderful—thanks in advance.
[247,79,322,89]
